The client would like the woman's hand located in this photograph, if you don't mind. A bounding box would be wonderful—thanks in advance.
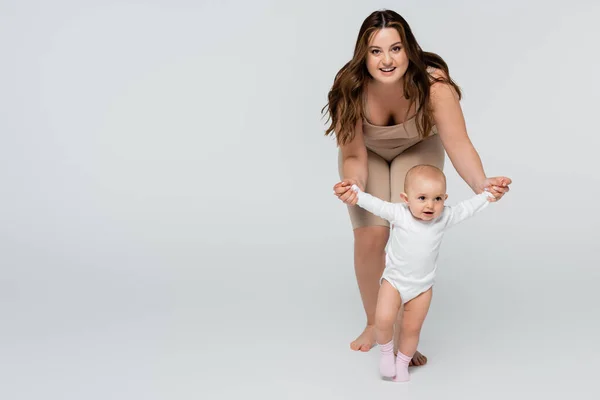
[481,176,512,202]
[333,179,362,206]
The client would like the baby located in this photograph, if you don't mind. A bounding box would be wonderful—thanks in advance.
[337,164,496,382]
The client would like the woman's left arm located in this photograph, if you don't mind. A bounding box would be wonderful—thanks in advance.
[429,71,511,200]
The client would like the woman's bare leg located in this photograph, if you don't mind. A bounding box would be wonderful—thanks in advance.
[349,226,389,351]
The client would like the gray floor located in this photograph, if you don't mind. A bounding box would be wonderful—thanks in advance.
[3,238,598,400]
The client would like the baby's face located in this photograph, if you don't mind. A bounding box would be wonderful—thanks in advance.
[403,177,448,221]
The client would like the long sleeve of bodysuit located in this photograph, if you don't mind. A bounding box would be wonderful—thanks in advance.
[350,184,405,224]
[444,191,495,228]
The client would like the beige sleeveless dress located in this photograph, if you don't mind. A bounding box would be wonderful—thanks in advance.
[338,114,445,229]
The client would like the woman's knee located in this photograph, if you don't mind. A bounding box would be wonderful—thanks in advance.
[353,226,389,258]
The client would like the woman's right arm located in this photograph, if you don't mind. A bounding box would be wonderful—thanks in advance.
[335,119,368,204]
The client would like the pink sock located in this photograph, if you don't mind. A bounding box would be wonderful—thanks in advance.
[393,351,412,382]
[378,340,395,378]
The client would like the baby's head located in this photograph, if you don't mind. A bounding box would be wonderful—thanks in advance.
[400,164,448,221]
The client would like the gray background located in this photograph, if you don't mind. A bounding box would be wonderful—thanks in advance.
[1,0,599,399]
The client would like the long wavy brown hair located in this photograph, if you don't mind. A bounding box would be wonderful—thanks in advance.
[322,9,462,147]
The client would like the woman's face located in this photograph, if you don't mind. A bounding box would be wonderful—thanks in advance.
[365,28,409,84]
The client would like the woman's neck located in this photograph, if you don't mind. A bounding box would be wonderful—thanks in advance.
[368,77,405,95]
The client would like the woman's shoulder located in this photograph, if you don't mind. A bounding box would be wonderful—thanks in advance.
[426,66,448,83]
[426,67,458,100]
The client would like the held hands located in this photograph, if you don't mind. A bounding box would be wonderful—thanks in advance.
[481,176,512,202]
[334,176,512,205]
[333,179,362,206]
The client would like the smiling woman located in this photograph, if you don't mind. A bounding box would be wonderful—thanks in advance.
[365,33,410,93]
[323,10,462,147]
[321,9,512,367]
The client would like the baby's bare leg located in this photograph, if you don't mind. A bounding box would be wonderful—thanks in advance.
[394,288,433,382]
[374,279,402,378]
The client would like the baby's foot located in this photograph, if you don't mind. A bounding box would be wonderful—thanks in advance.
[393,351,412,382]
[350,325,375,352]
[378,340,395,378]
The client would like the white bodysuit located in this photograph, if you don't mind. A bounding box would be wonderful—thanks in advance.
[351,184,495,304]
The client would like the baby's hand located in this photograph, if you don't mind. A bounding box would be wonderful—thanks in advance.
[483,188,496,201]
[482,176,511,202]
[333,179,360,206]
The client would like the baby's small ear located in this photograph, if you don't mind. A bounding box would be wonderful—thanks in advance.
[444,194,448,200]
[400,192,409,203]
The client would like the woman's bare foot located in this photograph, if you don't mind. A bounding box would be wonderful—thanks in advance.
[409,350,427,366]
[350,325,376,351]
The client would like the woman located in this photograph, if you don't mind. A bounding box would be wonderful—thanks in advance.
[323,9,511,366]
